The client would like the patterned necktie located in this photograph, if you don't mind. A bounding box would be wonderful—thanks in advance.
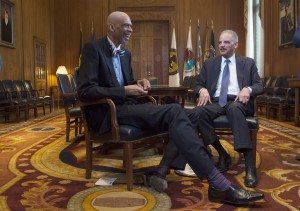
[218,59,230,107]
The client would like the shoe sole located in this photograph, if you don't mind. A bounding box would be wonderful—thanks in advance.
[208,195,264,205]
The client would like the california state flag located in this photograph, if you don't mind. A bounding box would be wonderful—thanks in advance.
[183,20,195,78]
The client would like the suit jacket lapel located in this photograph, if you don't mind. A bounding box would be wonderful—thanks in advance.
[235,56,245,90]
[211,57,222,94]
[102,38,120,86]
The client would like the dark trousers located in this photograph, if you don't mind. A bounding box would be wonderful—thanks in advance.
[194,98,254,150]
[116,103,214,178]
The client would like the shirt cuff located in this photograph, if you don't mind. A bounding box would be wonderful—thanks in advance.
[247,87,252,93]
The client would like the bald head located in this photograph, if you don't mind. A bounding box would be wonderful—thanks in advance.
[106,11,132,46]
[107,11,129,26]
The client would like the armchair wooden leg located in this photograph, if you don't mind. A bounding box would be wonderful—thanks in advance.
[43,104,46,115]
[86,137,92,179]
[16,107,20,122]
[124,143,133,191]
[66,117,70,142]
[278,105,283,121]
[266,103,270,119]
[34,106,38,118]
[75,118,79,136]
[79,118,83,134]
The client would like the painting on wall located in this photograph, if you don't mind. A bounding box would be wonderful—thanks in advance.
[0,0,14,48]
[279,0,297,47]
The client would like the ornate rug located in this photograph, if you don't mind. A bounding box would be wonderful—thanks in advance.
[0,114,299,210]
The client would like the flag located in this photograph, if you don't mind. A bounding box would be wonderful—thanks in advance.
[256,0,265,77]
[183,20,195,78]
[168,26,180,87]
[79,22,83,66]
[209,20,216,58]
[204,20,216,61]
[244,0,254,58]
[89,21,96,42]
[204,21,210,61]
[195,19,203,74]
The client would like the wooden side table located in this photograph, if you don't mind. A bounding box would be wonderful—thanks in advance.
[148,85,189,107]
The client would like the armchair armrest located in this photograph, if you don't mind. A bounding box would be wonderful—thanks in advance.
[79,98,120,141]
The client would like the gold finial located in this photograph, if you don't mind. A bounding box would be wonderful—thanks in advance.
[91,21,94,31]
[80,22,82,31]
[211,19,214,29]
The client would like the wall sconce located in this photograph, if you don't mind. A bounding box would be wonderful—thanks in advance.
[56,65,68,75]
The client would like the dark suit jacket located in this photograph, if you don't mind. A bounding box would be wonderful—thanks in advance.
[194,55,263,114]
[77,36,138,133]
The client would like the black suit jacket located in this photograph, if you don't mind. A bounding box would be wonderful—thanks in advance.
[77,36,138,133]
[194,55,263,113]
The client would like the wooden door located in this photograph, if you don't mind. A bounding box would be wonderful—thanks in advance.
[126,21,169,85]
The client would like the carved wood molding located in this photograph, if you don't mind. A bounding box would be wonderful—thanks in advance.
[125,10,174,22]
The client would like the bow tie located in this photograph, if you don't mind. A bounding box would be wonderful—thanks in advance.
[112,45,125,57]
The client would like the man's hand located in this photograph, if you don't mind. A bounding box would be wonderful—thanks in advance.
[137,78,151,91]
[235,87,250,104]
[197,88,211,106]
[124,84,148,96]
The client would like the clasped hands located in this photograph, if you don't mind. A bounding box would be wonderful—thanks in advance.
[197,87,251,107]
[124,78,151,96]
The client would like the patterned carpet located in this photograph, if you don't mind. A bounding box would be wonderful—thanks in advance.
[0,113,299,210]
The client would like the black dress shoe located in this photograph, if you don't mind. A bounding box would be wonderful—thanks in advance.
[208,184,264,205]
[245,166,258,188]
[216,154,232,172]
[143,172,168,192]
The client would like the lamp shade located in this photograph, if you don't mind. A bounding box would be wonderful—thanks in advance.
[56,66,68,75]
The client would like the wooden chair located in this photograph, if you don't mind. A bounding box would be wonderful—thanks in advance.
[56,74,82,142]
[79,96,168,191]
[267,87,295,121]
[1,80,29,121]
[23,80,53,116]
[0,80,13,121]
[13,80,38,118]
[256,76,278,115]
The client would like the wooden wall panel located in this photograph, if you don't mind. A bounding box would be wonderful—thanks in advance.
[0,0,22,80]
[53,0,108,80]
[0,0,53,92]
[1,0,298,91]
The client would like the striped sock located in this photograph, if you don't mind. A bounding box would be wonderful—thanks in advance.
[207,167,231,190]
